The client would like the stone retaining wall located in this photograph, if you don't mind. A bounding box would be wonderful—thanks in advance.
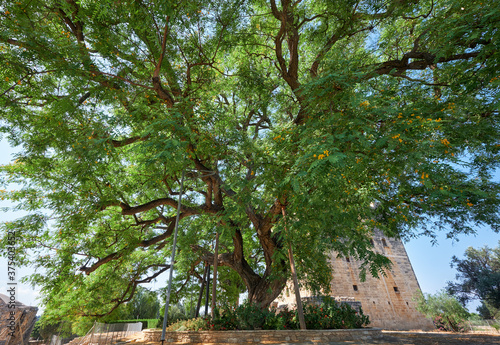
[142,328,382,344]
[0,294,38,345]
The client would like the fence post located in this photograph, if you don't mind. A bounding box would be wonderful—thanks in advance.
[161,171,185,344]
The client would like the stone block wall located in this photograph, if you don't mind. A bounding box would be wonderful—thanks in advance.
[277,230,435,331]
[142,328,383,344]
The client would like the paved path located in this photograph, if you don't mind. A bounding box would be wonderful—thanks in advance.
[378,331,499,345]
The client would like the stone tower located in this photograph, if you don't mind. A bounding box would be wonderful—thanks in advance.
[277,230,435,330]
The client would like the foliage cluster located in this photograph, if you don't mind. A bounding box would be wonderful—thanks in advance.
[31,286,160,337]
[447,242,500,319]
[415,290,470,332]
[167,299,369,331]
[300,301,370,330]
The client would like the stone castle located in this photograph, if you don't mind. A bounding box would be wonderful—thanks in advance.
[277,230,435,330]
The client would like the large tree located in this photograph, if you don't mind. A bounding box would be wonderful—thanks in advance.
[1,0,499,324]
[447,242,500,318]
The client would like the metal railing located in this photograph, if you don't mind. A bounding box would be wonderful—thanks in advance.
[466,319,500,333]
[73,322,142,345]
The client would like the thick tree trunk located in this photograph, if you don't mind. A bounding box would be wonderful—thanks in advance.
[222,249,287,309]
[232,227,287,308]
[246,270,288,308]
[194,227,287,309]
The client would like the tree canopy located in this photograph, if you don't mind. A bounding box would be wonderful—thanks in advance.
[1,0,499,326]
[447,242,500,318]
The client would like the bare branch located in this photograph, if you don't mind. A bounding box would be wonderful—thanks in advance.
[373,51,482,76]
[119,198,198,216]
[111,135,150,148]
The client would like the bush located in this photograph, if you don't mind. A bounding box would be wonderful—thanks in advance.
[267,306,297,330]
[414,290,469,332]
[432,314,467,332]
[207,303,273,330]
[166,299,369,331]
[301,298,370,329]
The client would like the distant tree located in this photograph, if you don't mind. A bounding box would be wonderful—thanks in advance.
[157,302,189,327]
[30,316,73,341]
[123,286,160,320]
[476,301,500,320]
[415,290,470,332]
[446,242,500,319]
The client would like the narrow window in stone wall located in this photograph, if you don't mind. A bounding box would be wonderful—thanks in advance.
[393,286,399,293]
[353,285,358,291]
[346,257,350,262]
[382,238,388,247]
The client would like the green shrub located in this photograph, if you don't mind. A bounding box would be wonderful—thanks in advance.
[210,307,239,330]
[414,290,469,332]
[165,299,369,331]
[301,298,369,329]
[432,314,467,332]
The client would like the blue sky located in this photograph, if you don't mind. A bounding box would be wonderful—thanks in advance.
[0,138,498,314]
